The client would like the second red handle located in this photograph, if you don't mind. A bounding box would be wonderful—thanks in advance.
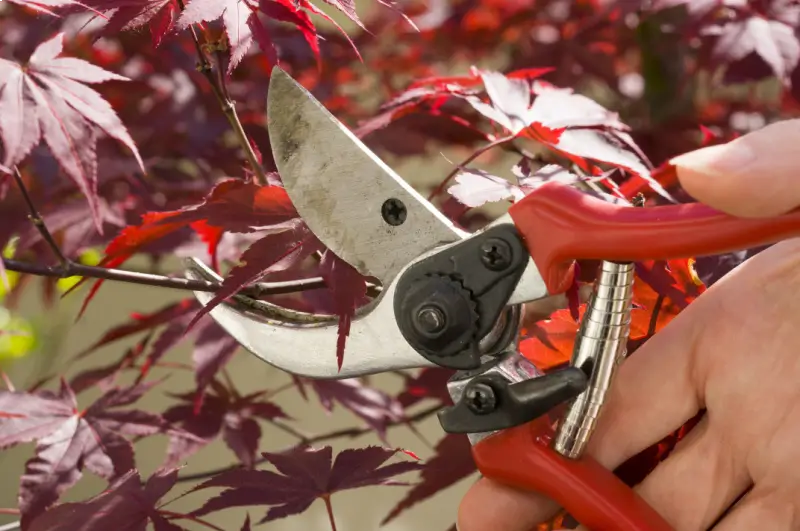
[472,417,674,531]
[508,181,800,295]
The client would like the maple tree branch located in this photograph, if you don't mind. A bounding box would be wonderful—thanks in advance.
[177,403,443,483]
[12,167,68,267]
[427,135,516,201]
[5,165,331,297]
[1,258,333,296]
[177,0,268,186]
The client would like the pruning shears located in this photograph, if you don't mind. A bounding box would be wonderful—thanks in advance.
[184,67,800,531]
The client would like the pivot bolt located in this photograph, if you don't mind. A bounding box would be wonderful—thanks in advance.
[465,382,497,415]
[414,305,446,336]
[479,238,512,271]
[382,198,407,226]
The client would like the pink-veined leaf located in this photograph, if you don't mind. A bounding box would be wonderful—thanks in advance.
[457,69,673,202]
[714,15,800,84]
[28,468,185,531]
[0,33,144,231]
[0,380,182,524]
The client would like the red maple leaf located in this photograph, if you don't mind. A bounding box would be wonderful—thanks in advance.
[0,33,144,231]
[79,0,180,48]
[191,445,423,526]
[5,0,81,16]
[0,380,189,525]
[69,179,299,318]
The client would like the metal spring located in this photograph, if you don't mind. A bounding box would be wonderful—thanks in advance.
[551,261,634,459]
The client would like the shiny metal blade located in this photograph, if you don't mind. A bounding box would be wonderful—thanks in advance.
[267,67,466,285]
[185,258,436,378]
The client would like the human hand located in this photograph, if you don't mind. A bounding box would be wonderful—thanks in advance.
[457,119,800,531]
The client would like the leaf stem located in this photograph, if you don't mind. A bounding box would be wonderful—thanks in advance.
[427,135,515,201]
[159,509,226,531]
[177,0,268,186]
[322,494,338,531]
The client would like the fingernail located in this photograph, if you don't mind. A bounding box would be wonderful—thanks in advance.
[669,140,757,176]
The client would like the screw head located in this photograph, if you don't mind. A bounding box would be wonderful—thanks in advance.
[381,198,407,226]
[479,238,512,271]
[464,382,497,415]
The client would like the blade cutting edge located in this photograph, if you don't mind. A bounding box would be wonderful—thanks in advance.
[267,67,465,286]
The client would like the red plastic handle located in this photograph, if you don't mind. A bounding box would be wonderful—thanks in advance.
[508,181,800,295]
[472,416,674,531]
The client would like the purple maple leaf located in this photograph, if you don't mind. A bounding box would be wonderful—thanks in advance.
[383,433,475,525]
[304,378,405,443]
[396,368,454,409]
[318,250,368,371]
[186,220,317,331]
[0,33,144,232]
[191,445,423,525]
[27,468,185,531]
[162,379,289,469]
[0,380,175,524]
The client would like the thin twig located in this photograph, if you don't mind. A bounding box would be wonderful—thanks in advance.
[268,418,312,442]
[0,521,19,531]
[1,258,330,296]
[159,510,226,531]
[427,135,516,201]
[177,0,268,186]
[177,403,443,483]
[12,167,68,267]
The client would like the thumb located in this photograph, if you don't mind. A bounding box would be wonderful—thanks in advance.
[670,119,800,217]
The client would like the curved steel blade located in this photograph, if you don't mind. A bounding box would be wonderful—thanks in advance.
[185,258,436,378]
[267,67,466,286]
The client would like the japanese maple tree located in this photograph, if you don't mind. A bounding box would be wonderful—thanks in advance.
[1,0,797,530]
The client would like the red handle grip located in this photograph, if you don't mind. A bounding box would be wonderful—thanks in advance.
[472,417,674,531]
[508,181,800,295]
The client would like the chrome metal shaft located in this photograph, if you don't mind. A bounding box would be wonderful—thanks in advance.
[552,261,634,459]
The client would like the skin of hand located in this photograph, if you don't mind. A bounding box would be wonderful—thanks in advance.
[457,119,800,531]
